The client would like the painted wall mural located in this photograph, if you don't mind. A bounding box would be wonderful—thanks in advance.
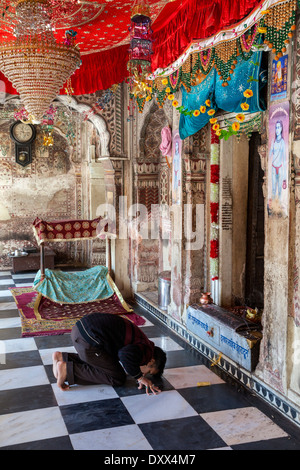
[0,124,78,267]
[267,100,289,218]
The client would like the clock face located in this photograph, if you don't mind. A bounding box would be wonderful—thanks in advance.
[12,122,34,143]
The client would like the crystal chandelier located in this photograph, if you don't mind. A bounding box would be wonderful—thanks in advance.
[0,0,81,121]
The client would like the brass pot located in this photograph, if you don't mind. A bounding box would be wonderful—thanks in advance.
[200,292,213,305]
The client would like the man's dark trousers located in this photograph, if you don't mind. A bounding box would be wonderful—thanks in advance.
[61,324,127,386]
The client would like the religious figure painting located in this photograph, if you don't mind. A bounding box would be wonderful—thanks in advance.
[172,129,182,205]
[271,55,288,101]
[267,101,289,217]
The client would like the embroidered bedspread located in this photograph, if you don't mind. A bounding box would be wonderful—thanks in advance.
[33,266,114,304]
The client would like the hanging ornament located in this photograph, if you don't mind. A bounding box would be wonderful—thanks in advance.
[95,86,116,111]
[43,129,54,147]
[127,0,153,100]
[13,106,34,124]
[260,1,296,59]
[65,77,74,97]
[127,98,136,122]
[41,104,57,146]
[64,29,78,48]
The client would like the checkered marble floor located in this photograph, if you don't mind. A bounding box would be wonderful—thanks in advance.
[1,270,300,451]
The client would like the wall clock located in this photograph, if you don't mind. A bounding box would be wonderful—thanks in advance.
[10,121,37,167]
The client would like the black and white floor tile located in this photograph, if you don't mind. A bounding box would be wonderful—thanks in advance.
[1,270,300,452]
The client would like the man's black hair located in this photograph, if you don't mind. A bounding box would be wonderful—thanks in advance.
[153,346,167,377]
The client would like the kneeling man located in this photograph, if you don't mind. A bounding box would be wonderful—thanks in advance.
[53,312,166,395]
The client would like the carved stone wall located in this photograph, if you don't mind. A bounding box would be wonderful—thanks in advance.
[73,83,125,158]
[131,104,169,291]
[181,128,209,314]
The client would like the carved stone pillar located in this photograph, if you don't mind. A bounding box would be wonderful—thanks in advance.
[168,128,209,323]
[131,105,169,292]
[132,160,160,291]
[182,147,206,309]
[95,157,125,277]
[100,158,123,208]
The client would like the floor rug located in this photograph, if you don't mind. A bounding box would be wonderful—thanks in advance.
[9,287,145,337]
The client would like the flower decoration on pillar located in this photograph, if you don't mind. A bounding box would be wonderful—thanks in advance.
[41,104,57,147]
[128,0,153,103]
[210,129,220,282]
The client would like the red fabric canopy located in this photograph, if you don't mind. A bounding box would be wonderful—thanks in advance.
[0,0,262,95]
[70,44,130,95]
[151,0,261,71]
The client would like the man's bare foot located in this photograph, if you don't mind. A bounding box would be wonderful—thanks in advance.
[56,360,69,391]
[52,351,63,379]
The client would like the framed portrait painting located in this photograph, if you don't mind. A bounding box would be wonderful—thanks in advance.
[271,55,288,102]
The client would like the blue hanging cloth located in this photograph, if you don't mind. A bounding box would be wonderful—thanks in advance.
[179,51,265,139]
[215,50,265,114]
[179,68,217,140]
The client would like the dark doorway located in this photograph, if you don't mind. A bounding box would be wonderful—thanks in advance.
[245,132,264,309]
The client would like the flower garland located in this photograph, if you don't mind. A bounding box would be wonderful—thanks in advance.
[149,0,296,81]
[140,51,258,144]
[261,0,296,59]
[210,130,220,281]
[13,107,34,124]
[210,87,254,141]
[13,104,77,146]
[224,113,263,141]
[159,81,217,120]
[41,105,57,147]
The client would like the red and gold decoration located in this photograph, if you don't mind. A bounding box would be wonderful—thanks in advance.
[0,0,296,98]
[0,0,104,53]
[33,217,102,244]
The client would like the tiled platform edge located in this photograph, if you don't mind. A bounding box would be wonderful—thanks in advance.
[134,293,300,428]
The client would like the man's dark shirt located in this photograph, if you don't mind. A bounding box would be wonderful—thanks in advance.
[76,312,154,380]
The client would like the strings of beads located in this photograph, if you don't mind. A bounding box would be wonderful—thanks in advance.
[263,0,296,59]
